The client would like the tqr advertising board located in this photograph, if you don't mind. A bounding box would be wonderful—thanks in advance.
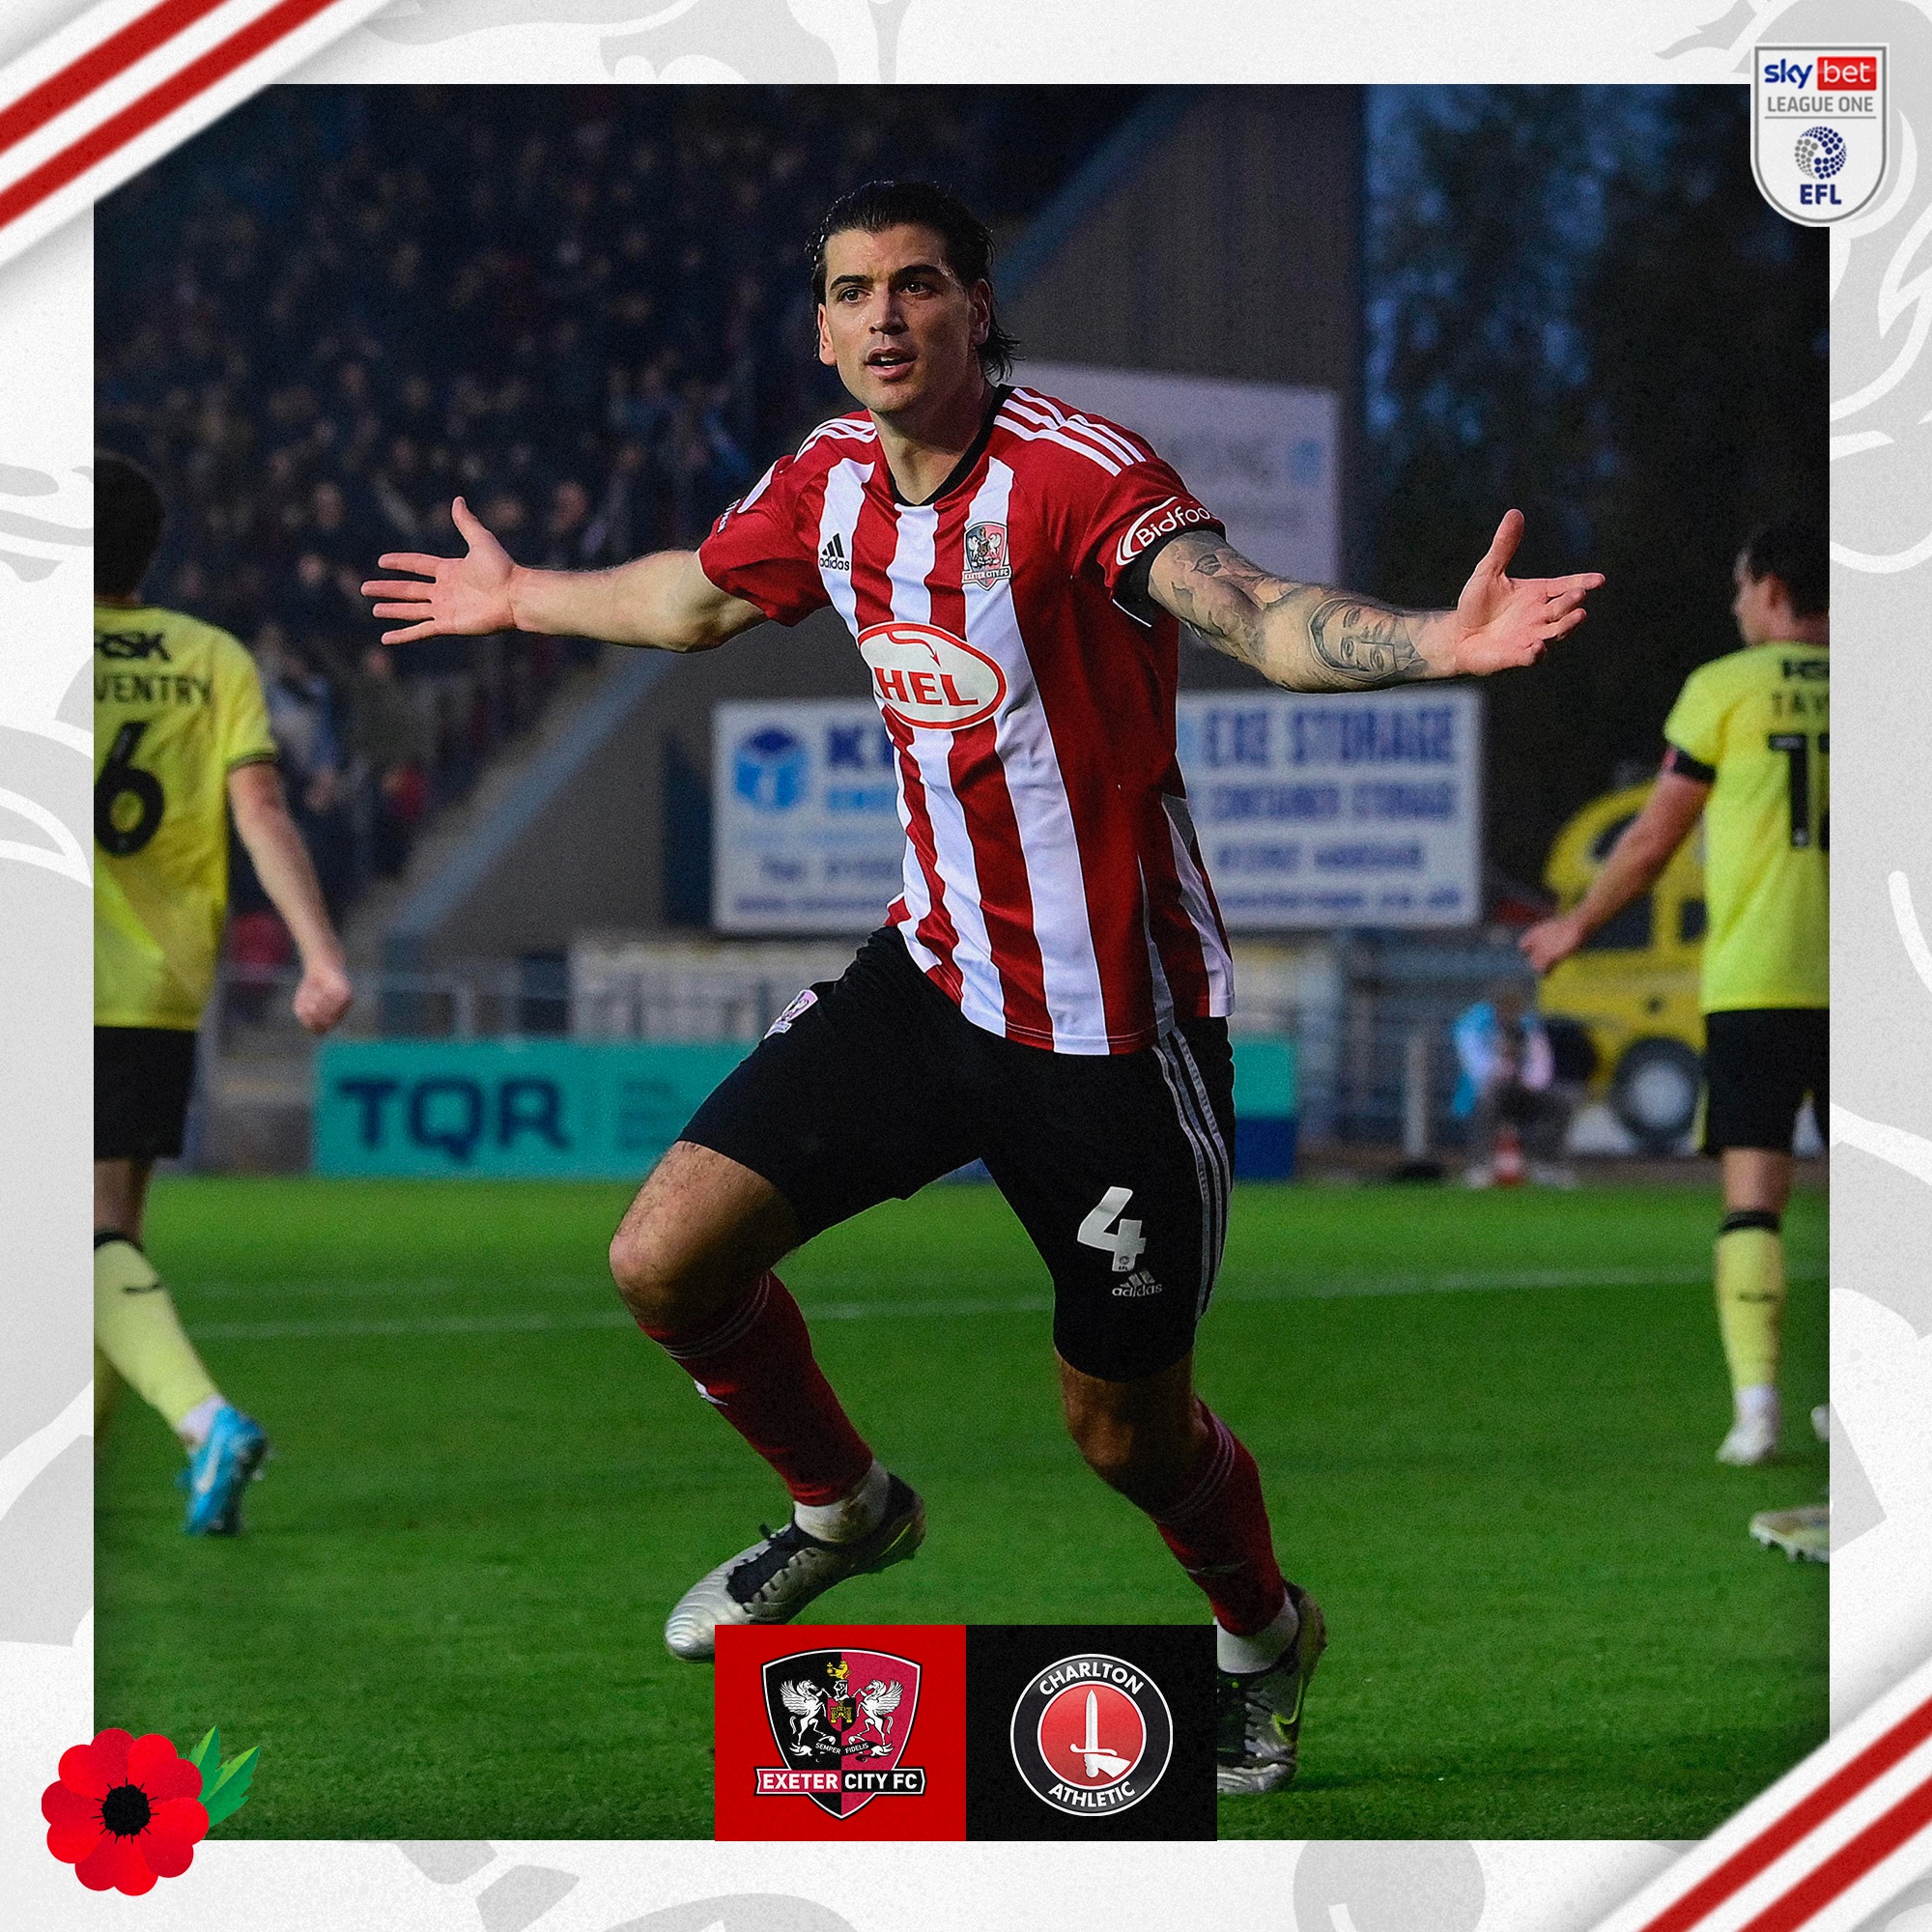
[712,689,1482,934]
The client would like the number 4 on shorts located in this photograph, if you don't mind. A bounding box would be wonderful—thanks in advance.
[1078,1185,1146,1272]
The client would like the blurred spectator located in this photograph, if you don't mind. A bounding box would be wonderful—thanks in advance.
[97,86,1150,923]
[349,644,432,877]
[254,627,356,913]
[1451,989,1577,1189]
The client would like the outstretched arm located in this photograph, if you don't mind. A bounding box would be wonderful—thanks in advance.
[1149,508,1602,693]
[1519,767,1710,974]
[361,497,767,652]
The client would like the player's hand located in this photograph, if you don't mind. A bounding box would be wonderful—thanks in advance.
[1519,911,1589,975]
[1447,510,1604,677]
[361,497,519,643]
[293,957,354,1035]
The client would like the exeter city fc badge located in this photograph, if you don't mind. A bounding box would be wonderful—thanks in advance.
[1009,1652,1175,1817]
[962,520,1011,588]
[1752,44,1887,225]
[757,1649,926,1817]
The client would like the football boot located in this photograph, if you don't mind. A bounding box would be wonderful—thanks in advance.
[664,1473,924,1662]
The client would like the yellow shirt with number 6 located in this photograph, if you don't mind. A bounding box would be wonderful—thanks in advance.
[1662,639,1828,1014]
[94,604,278,1030]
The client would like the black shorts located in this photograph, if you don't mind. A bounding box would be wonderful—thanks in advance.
[682,927,1235,1382]
[96,1026,199,1162]
[1702,1008,1829,1155]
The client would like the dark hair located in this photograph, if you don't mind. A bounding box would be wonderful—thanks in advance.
[1739,510,1828,617]
[95,450,166,598]
[810,179,1018,382]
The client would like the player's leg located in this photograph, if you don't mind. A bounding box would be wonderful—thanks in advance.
[1055,1349,1322,1795]
[980,1016,1322,1792]
[94,1027,268,1530]
[1055,1349,1291,1643]
[1714,1148,1792,1463]
[618,931,975,1659]
[610,1140,875,1515]
[1704,1010,1813,1465]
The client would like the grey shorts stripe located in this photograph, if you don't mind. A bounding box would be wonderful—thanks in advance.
[1155,1031,1231,1321]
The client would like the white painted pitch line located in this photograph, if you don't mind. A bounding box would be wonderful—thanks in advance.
[185,1264,1824,1343]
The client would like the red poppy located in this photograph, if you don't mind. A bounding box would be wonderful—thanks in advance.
[43,1728,210,1894]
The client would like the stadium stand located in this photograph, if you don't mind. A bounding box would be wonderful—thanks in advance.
[95,85,1148,919]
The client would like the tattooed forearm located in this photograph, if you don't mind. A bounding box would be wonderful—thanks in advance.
[1306,597,1429,685]
[1152,540,1298,670]
[1150,535,1444,693]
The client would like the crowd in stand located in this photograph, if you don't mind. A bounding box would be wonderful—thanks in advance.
[96,86,1139,929]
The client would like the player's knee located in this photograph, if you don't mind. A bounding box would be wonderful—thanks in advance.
[607,1217,695,1324]
[1065,1403,1186,1507]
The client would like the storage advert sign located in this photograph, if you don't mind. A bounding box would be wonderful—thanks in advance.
[1178,688,1482,928]
[712,689,1482,933]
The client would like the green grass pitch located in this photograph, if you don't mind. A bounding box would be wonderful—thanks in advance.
[97,1175,1826,1840]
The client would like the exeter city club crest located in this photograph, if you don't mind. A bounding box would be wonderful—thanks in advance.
[757,1649,926,1817]
[962,520,1011,588]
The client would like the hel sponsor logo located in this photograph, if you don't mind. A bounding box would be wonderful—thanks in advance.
[962,520,1011,588]
[1009,1653,1175,1817]
[1113,496,1217,569]
[858,621,1007,731]
[758,1648,925,1818]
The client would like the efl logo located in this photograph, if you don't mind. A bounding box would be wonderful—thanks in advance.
[715,1624,967,1840]
[1113,496,1216,569]
[1008,1653,1175,1818]
[1752,43,1887,224]
[858,621,1007,731]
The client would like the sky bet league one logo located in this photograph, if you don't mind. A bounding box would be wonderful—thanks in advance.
[1753,46,1887,225]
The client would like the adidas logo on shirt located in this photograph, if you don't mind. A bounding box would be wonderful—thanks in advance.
[818,532,850,572]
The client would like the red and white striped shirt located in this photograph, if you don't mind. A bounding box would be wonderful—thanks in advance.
[698,385,1235,1055]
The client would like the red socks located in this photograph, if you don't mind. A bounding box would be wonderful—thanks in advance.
[1150,1406,1288,1637]
[639,1271,873,1507]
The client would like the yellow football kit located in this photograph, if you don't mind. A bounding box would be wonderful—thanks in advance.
[1662,639,1828,1429]
[1662,640,1828,1013]
[94,603,277,1030]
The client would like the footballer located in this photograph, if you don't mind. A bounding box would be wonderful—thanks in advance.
[1523,511,1828,1468]
[363,180,1601,1791]
[95,453,354,1532]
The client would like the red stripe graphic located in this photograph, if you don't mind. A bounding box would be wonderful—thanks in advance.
[0,0,234,160]
[0,0,347,234]
[1738,1771,1932,1932]
[1639,1695,1932,1932]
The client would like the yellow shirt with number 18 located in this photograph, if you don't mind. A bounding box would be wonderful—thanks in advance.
[94,603,278,1030]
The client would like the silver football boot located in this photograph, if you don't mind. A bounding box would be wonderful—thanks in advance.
[1215,1582,1327,1795]
[664,1474,925,1662]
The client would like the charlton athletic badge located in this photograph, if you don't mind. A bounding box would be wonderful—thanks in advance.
[756,1648,926,1818]
[1752,45,1887,225]
[1009,1652,1175,1818]
[962,520,1011,588]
